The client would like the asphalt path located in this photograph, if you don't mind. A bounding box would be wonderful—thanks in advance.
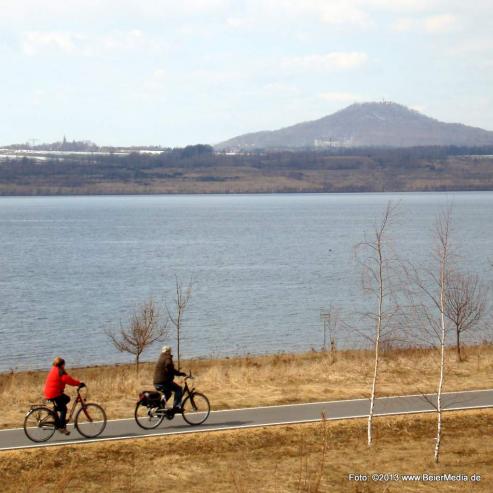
[1,389,492,451]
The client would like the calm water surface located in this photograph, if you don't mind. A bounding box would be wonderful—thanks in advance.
[0,192,492,372]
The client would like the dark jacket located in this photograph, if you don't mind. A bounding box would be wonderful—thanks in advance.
[153,353,185,385]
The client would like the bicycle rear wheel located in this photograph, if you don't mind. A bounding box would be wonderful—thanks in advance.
[182,392,210,426]
[134,401,165,429]
[75,403,107,438]
[24,406,57,442]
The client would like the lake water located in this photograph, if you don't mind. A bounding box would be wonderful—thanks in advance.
[1,192,492,372]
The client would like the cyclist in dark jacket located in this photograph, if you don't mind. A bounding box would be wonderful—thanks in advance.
[153,346,186,410]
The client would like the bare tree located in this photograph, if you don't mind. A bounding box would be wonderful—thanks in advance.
[433,211,451,464]
[166,276,192,370]
[355,202,400,447]
[445,271,488,362]
[407,208,453,463]
[106,299,167,373]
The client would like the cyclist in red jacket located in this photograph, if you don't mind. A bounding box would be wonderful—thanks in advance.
[43,357,84,435]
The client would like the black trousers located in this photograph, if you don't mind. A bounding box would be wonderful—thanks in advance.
[154,382,183,408]
[51,394,71,428]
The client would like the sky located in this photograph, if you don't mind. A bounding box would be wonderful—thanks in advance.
[1,0,492,146]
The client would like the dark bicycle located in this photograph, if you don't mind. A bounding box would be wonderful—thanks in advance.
[23,385,107,442]
[135,372,210,429]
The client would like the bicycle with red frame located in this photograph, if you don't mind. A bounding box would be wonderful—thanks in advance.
[24,384,107,442]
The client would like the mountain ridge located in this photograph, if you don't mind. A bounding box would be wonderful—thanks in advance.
[215,102,493,150]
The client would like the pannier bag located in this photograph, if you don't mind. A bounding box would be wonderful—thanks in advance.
[139,390,162,406]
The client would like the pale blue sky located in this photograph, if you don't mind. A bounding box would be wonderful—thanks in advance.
[1,0,492,146]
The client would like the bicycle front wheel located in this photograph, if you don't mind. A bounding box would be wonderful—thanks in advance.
[182,392,210,426]
[75,403,107,438]
[134,401,165,430]
[24,406,57,443]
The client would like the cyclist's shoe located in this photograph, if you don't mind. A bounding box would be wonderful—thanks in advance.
[58,427,71,435]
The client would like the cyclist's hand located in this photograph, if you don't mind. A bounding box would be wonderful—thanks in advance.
[78,382,86,389]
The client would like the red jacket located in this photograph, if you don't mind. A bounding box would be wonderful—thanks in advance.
[43,366,80,399]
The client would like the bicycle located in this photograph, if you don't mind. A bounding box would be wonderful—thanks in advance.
[23,385,107,442]
[134,372,210,430]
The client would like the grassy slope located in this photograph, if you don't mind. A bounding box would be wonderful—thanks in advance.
[2,344,493,429]
[1,410,492,492]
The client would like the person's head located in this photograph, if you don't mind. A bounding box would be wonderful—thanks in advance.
[53,356,65,369]
[161,345,172,355]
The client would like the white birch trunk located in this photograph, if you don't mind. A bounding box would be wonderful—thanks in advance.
[435,256,447,463]
[434,219,449,464]
[368,239,384,447]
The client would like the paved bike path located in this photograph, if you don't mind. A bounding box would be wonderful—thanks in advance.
[1,389,492,451]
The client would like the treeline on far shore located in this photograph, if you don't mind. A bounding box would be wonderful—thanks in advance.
[1,144,493,195]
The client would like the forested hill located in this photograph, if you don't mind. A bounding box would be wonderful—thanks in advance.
[1,145,493,195]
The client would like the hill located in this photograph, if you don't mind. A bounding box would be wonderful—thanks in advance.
[215,102,493,150]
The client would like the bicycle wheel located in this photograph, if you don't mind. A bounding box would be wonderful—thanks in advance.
[75,403,107,438]
[182,392,210,426]
[134,401,165,430]
[24,406,57,443]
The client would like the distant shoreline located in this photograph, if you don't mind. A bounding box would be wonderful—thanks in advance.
[2,147,493,196]
[2,187,493,198]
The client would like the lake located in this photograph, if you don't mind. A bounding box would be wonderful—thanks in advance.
[0,192,492,372]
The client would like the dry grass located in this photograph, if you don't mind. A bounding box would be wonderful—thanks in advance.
[1,344,493,429]
[1,410,492,492]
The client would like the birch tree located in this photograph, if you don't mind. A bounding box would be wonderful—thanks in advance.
[433,211,451,463]
[408,208,453,463]
[355,202,400,447]
[166,276,192,370]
